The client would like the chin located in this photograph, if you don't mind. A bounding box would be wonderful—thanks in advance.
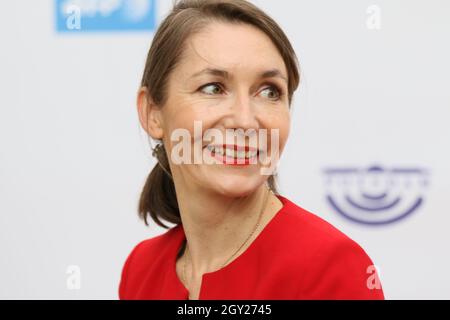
[210,177,263,198]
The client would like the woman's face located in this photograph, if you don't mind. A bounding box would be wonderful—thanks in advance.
[159,21,290,197]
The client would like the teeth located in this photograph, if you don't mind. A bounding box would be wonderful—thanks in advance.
[246,150,257,158]
[225,149,234,158]
[215,147,224,156]
[207,145,258,159]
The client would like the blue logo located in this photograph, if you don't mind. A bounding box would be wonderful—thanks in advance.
[55,0,156,32]
[323,165,429,226]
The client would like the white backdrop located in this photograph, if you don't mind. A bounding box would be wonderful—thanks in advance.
[1,0,449,299]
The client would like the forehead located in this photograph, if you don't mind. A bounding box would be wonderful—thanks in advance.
[177,21,287,78]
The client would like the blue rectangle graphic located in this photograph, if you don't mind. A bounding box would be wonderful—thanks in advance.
[55,0,156,32]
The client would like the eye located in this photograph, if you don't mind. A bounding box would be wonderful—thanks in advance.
[259,85,282,101]
[199,83,224,95]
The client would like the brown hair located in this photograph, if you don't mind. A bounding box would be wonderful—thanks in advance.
[138,0,300,228]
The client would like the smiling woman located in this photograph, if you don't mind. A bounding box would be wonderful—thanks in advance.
[118,0,385,300]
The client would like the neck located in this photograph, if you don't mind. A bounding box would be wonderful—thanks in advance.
[176,182,277,276]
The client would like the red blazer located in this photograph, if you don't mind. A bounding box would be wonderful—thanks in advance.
[119,195,385,300]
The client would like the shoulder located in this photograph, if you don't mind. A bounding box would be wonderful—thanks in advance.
[276,195,363,249]
[124,226,180,264]
[275,195,385,299]
[118,226,181,299]
[129,226,180,256]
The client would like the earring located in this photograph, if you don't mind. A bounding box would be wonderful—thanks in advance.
[150,141,173,180]
[151,142,163,158]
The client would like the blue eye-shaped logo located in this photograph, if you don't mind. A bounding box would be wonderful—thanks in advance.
[323,165,429,226]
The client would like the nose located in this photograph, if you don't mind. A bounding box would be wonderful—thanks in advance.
[226,90,260,132]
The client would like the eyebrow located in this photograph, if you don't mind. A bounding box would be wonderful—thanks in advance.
[189,68,288,83]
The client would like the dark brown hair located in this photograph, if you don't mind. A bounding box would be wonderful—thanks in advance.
[138,0,300,228]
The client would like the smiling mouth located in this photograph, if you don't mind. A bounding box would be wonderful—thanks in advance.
[205,144,260,165]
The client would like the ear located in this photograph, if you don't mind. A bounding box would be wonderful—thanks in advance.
[137,87,164,140]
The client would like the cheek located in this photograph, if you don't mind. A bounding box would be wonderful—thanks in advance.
[163,98,197,132]
[162,100,216,149]
[263,108,290,151]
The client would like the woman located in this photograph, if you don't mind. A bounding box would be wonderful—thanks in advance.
[119,0,385,300]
